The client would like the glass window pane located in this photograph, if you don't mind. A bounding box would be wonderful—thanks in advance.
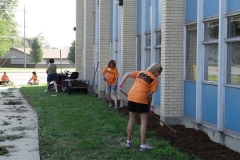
[227,42,240,84]
[146,49,151,69]
[228,16,240,38]
[186,24,197,81]
[156,48,161,63]
[204,44,218,82]
[204,20,219,40]
[156,31,161,46]
[146,33,151,47]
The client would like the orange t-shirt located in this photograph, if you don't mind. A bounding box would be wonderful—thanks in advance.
[102,66,119,85]
[128,71,158,104]
[31,75,38,83]
[1,75,9,81]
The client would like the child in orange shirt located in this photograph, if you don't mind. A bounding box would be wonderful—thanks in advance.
[118,63,163,152]
[1,72,10,85]
[28,71,39,85]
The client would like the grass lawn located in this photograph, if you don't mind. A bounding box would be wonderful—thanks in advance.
[20,84,199,160]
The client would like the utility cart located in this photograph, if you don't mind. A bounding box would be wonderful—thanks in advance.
[61,72,89,94]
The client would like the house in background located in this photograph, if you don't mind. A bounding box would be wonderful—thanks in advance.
[0,48,75,68]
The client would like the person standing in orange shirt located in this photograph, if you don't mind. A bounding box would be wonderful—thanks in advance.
[118,63,163,152]
[28,71,39,85]
[102,60,119,109]
[1,72,10,85]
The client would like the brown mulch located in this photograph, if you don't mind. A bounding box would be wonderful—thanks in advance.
[118,106,240,160]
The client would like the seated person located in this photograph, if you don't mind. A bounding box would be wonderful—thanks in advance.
[0,72,10,85]
[28,71,39,85]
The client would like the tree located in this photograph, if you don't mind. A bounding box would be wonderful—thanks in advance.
[30,38,43,68]
[67,40,75,64]
[0,19,10,57]
[0,0,18,57]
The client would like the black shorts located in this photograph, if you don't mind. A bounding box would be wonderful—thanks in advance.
[128,101,149,113]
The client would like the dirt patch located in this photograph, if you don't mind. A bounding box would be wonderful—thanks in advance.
[118,106,240,160]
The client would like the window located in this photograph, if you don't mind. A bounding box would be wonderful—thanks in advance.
[204,20,219,82]
[145,33,151,69]
[186,24,197,81]
[156,31,161,46]
[204,44,218,82]
[227,16,240,85]
[146,33,151,47]
[227,42,240,84]
[156,31,161,64]
[204,20,219,41]
[228,16,240,38]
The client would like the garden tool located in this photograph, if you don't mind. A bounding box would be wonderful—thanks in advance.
[119,89,187,141]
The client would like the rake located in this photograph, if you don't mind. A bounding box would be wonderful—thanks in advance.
[119,89,187,141]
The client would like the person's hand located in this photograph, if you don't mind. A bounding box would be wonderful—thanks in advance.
[149,108,153,115]
[118,84,123,90]
[113,84,117,90]
[103,77,107,81]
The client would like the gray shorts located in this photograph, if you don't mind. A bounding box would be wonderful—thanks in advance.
[105,84,115,94]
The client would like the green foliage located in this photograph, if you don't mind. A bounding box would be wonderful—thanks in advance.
[19,85,199,160]
[67,40,75,64]
[30,38,43,66]
[0,0,19,49]
[0,19,10,56]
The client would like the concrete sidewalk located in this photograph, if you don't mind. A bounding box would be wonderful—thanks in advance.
[0,86,40,160]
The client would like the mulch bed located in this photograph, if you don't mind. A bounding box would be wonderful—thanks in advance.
[118,106,240,160]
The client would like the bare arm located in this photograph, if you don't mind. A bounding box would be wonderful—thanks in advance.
[46,63,51,73]
[147,91,154,106]
[28,77,33,82]
[119,72,133,86]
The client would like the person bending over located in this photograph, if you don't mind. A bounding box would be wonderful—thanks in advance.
[118,63,163,152]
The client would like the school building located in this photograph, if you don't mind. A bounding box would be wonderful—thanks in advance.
[75,0,240,153]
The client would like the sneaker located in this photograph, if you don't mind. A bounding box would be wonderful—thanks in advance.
[114,106,119,109]
[109,104,113,107]
[56,90,58,93]
[126,141,132,148]
[44,90,47,92]
[139,144,152,152]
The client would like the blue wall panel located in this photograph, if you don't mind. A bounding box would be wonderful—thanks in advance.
[137,0,142,34]
[185,0,197,22]
[202,84,217,124]
[155,0,161,29]
[184,81,196,118]
[154,77,161,105]
[145,0,151,31]
[225,87,240,133]
[204,0,219,18]
[227,0,240,12]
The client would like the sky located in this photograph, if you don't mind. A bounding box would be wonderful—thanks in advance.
[15,0,76,49]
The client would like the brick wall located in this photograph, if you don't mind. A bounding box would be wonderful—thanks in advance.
[120,0,137,94]
[98,0,111,98]
[85,0,95,82]
[161,0,184,124]
[75,0,83,78]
